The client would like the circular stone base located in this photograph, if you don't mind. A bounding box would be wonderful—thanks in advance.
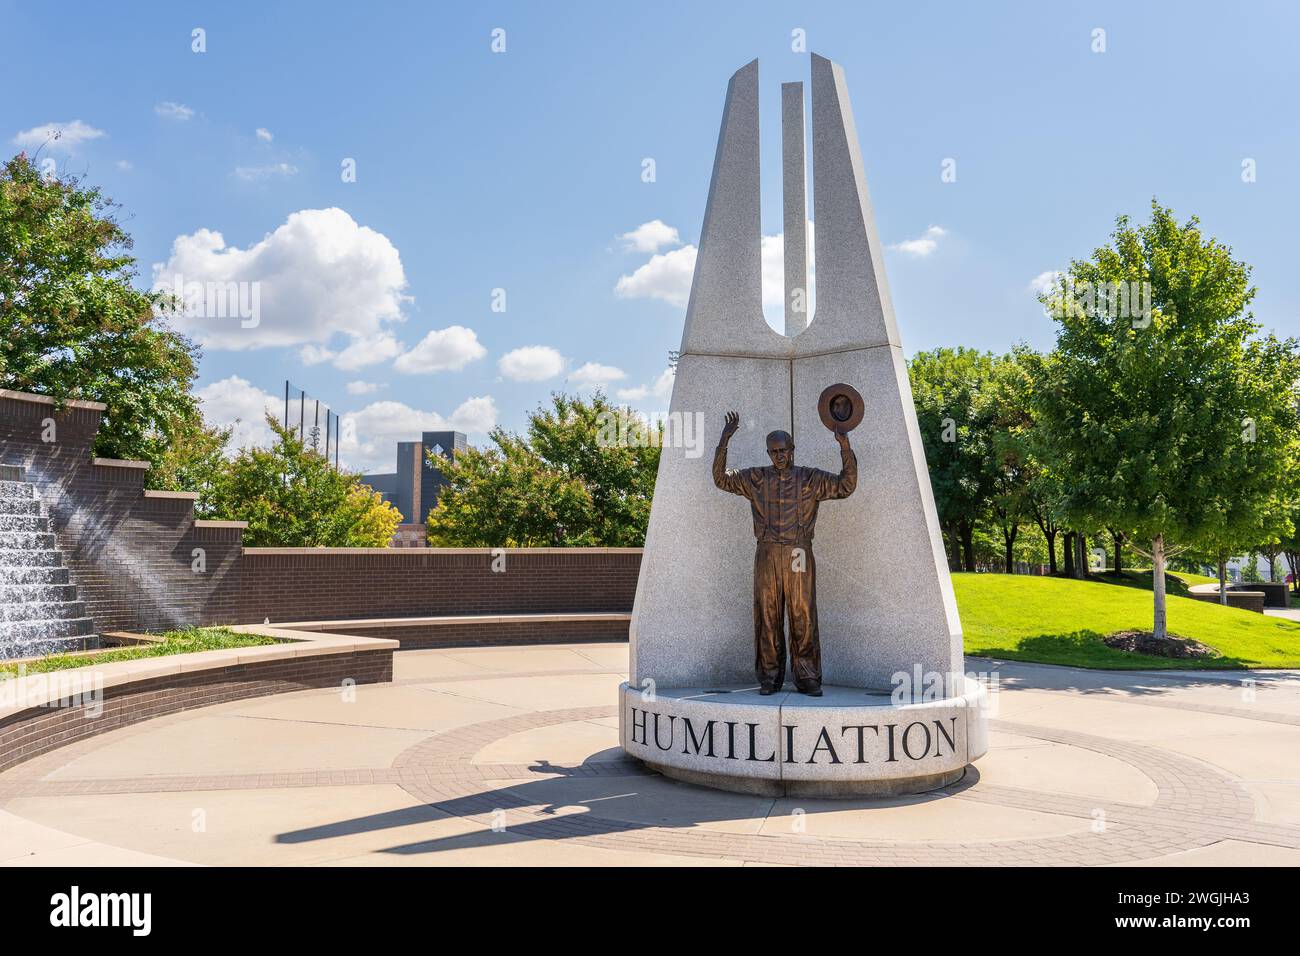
[618,678,988,798]
[642,760,967,798]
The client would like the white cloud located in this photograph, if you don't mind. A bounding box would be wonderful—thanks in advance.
[153,208,409,362]
[759,222,816,326]
[115,159,133,172]
[154,101,194,121]
[342,397,497,472]
[615,221,816,327]
[233,162,298,181]
[298,344,334,366]
[346,380,381,395]
[568,362,626,388]
[300,333,402,370]
[891,225,947,257]
[619,220,681,253]
[499,345,565,382]
[196,375,283,453]
[616,367,676,403]
[614,245,698,308]
[393,326,486,374]
[1029,270,1064,296]
[331,332,403,370]
[255,127,273,142]
[12,120,105,150]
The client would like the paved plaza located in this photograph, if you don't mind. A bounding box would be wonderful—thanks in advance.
[2,643,1300,866]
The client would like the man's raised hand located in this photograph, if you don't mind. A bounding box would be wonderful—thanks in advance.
[721,410,740,441]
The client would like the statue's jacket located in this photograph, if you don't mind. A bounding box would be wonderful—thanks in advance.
[712,443,857,548]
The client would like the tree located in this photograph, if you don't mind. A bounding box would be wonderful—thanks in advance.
[909,348,999,572]
[0,153,208,478]
[985,352,1036,573]
[147,422,231,516]
[426,392,661,547]
[206,415,400,547]
[1283,500,1300,596]
[1034,201,1300,638]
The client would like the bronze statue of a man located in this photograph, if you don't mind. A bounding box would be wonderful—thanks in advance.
[713,412,857,697]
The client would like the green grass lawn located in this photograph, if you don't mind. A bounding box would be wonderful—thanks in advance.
[0,627,278,679]
[954,573,1300,670]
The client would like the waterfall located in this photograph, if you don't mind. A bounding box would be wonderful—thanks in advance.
[0,472,97,660]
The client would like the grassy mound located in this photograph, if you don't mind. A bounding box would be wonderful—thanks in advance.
[954,573,1300,670]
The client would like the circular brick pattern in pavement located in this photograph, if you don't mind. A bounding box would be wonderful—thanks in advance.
[390,706,1298,866]
[4,666,1300,866]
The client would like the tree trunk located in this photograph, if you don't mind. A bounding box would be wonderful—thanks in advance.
[1045,530,1058,574]
[1074,533,1088,579]
[1152,534,1168,639]
[1003,526,1018,574]
[1063,532,1075,577]
[960,522,975,574]
[945,524,962,572]
[1217,558,1228,606]
[1112,532,1123,577]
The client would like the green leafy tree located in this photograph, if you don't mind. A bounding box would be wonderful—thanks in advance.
[1033,201,1300,637]
[1283,499,1300,596]
[148,422,231,515]
[207,415,400,547]
[0,153,207,479]
[909,348,999,572]
[427,392,661,547]
[985,352,1037,573]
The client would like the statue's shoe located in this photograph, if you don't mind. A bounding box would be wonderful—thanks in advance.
[797,681,823,697]
[758,682,777,696]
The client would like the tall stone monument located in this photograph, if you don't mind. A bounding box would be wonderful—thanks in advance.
[619,55,988,796]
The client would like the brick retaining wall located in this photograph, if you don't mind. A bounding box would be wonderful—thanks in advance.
[211,548,641,625]
[310,617,632,649]
[0,647,393,774]
[1188,588,1266,614]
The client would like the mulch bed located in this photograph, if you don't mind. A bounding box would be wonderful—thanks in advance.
[1103,630,1220,659]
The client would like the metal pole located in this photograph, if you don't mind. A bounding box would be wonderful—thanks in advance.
[335,416,340,469]
[299,391,305,441]
[325,409,331,461]
[314,399,320,451]
[284,381,289,429]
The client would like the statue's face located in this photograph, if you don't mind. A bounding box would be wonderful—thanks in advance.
[767,436,794,472]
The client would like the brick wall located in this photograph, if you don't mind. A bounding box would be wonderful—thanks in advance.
[204,548,642,625]
[313,617,631,648]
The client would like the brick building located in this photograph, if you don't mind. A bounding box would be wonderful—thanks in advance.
[360,431,466,545]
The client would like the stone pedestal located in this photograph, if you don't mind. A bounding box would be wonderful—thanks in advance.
[619,678,988,797]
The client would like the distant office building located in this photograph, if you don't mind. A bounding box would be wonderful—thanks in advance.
[361,431,467,543]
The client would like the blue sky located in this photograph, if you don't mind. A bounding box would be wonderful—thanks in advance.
[5,1,1298,470]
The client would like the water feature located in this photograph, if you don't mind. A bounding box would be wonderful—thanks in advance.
[0,470,97,660]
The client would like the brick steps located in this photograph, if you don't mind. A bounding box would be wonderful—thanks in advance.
[0,479,35,500]
[0,582,76,603]
[0,531,56,550]
[1,600,87,622]
[2,616,94,642]
[0,548,62,567]
[0,566,70,585]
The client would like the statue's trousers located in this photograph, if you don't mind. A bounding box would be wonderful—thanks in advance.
[752,541,821,689]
